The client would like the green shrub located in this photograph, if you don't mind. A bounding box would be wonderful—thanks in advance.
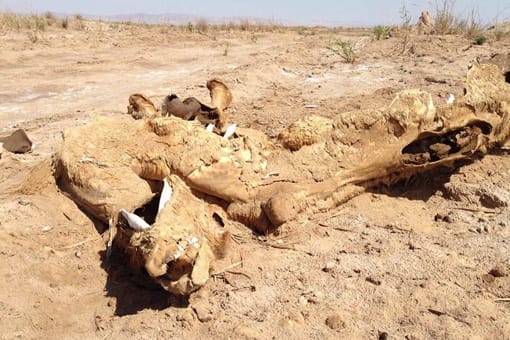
[373,25,391,40]
[327,40,356,63]
[474,35,487,45]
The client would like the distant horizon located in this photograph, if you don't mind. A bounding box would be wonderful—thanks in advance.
[1,1,509,27]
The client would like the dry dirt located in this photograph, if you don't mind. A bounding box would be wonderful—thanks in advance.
[1,22,510,339]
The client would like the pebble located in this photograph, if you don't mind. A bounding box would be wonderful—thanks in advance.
[308,291,324,304]
[298,296,308,306]
[325,313,346,330]
[379,331,389,340]
[75,251,81,258]
[18,197,32,206]
[175,309,195,323]
[41,226,52,232]
[366,276,382,286]
[193,303,213,323]
[322,261,336,272]
[489,265,508,278]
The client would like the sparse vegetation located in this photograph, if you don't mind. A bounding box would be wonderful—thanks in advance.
[433,0,455,34]
[474,34,487,45]
[399,1,412,30]
[27,31,38,43]
[61,17,69,29]
[196,18,208,33]
[432,0,484,38]
[44,11,56,26]
[373,25,391,40]
[327,39,356,63]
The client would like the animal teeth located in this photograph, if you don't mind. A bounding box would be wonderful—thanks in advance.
[223,123,237,139]
[157,178,173,216]
[206,124,215,132]
[120,209,151,231]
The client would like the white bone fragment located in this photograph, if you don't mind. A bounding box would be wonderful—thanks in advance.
[446,94,455,105]
[304,104,319,109]
[173,244,185,260]
[206,123,215,132]
[157,178,173,216]
[188,236,200,249]
[223,123,237,139]
[261,171,280,180]
[120,209,151,231]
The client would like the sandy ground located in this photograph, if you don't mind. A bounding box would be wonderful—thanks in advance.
[1,21,509,339]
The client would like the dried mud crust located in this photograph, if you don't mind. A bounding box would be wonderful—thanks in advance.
[0,23,510,339]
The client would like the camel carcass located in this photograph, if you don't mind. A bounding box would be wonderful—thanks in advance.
[55,62,510,295]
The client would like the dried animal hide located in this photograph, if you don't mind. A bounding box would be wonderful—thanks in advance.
[161,78,232,129]
[0,129,32,154]
[127,93,159,119]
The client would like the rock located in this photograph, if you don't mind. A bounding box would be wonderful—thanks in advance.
[192,302,213,322]
[482,274,496,283]
[325,313,346,330]
[175,309,195,323]
[478,187,510,208]
[18,197,32,206]
[322,261,336,272]
[234,325,261,340]
[489,265,508,278]
[308,291,325,304]
[298,295,308,306]
[434,212,452,223]
[0,129,32,154]
[379,331,389,340]
[366,276,382,286]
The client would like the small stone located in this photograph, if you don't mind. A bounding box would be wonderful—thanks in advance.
[434,213,451,223]
[308,291,324,304]
[366,276,382,286]
[298,295,308,306]
[322,261,335,272]
[325,313,346,330]
[193,303,213,323]
[75,251,81,258]
[379,331,389,340]
[479,188,509,208]
[489,265,508,278]
[41,226,52,232]
[482,274,495,283]
[18,198,32,206]
[175,309,195,323]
